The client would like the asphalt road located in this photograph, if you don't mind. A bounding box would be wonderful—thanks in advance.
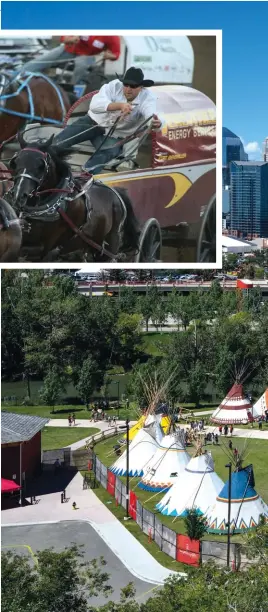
[1,521,159,605]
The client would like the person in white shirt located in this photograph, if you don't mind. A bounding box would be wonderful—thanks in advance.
[54,67,161,173]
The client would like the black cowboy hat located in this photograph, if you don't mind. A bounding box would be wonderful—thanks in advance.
[122,67,154,88]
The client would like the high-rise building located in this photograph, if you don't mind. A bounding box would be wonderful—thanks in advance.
[222,127,248,213]
[263,137,268,162]
[230,161,268,239]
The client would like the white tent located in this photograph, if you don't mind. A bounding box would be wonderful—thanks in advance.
[207,467,268,533]
[156,452,224,517]
[110,427,159,477]
[138,431,190,492]
[211,383,253,424]
[252,389,268,419]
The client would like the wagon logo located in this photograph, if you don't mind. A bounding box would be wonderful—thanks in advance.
[103,173,192,209]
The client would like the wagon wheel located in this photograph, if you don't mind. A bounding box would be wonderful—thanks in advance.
[196,195,216,263]
[135,218,162,263]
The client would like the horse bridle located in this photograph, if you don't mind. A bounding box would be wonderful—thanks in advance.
[11,147,51,196]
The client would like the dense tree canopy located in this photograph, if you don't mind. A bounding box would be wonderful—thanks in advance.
[2,271,267,404]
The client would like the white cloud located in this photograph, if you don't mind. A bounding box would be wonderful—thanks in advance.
[243,141,262,160]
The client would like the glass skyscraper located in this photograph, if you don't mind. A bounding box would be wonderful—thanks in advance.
[263,137,268,162]
[230,161,268,238]
[222,127,248,213]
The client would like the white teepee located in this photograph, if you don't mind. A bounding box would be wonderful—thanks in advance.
[110,427,159,477]
[207,466,268,533]
[138,430,190,492]
[211,383,254,424]
[252,388,268,419]
[156,451,224,516]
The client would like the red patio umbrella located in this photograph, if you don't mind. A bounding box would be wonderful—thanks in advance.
[1,478,21,493]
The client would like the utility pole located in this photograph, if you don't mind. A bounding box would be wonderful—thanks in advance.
[225,462,232,567]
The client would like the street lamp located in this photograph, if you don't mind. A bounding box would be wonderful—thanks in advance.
[225,462,232,567]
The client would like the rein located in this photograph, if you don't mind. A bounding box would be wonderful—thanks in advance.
[0,72,67,125]
[57,206,116,259]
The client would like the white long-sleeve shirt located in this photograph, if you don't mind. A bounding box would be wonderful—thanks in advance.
[88,79,158,138]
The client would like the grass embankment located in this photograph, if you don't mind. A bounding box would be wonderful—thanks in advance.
[93,434,268,545]
[41,427,100,451]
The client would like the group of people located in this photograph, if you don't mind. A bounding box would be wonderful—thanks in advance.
[189,419,205,432]
[218,424,234,436]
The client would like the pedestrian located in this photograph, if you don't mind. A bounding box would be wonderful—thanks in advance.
[224,425,229,436]
[72,413,76,426]
[259,419,263,430]
[54,67,162,174]
[215,433,219,444]
[54,458,61,475]
[22,35,121,85]
[228,440,233,451]
[230,425,234,436]
[219,426,222,435]
[108,415,111,427]
[68,414,72,426]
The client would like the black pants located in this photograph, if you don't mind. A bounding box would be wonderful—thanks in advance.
[54,115,123,174]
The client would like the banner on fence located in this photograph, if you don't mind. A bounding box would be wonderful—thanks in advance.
[176,535,200,566]
[136,500,143,530]
[129,490,137,520]
[115,477,122,505]
[107,470,116,496]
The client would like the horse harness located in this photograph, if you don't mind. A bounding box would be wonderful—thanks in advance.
[12,147,127,258]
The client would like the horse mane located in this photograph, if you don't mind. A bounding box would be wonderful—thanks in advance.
[23,138,72,176]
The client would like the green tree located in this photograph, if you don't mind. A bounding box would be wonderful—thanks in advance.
[183,508,208,541]
[39,366,66,413]
[76,356,104,409]
[1,546,113,612]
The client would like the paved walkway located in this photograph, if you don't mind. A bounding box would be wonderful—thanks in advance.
[46,418,268,451]
[1,471,183,585]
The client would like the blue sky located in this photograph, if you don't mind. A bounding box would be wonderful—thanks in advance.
[2,1,268,159]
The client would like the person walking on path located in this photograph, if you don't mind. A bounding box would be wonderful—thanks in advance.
[68,414,72,426]
[72,413,76,426]
[224,425,229,436]
[230,424,234,436]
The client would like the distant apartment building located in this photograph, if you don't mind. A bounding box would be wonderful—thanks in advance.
[222,127,248,213]
[230,161,268,239]
[263,137,268,162]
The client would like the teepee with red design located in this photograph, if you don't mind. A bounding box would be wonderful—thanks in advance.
[211,383,254,424]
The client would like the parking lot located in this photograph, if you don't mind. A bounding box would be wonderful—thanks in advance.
[2,521,159,605]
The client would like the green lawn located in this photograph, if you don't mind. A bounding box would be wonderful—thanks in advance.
[140,332,172,356]
[41,427,100,451]
[93,434,268,544]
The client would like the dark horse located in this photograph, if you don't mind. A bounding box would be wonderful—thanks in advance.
[0,161,22,261]
[9,133,140,262]
[0,72,71,142]
[0,198,22,262]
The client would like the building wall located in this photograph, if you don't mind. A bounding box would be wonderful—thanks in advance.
[1,443,20,481]
[230,162,268,238]
[1,431,42,483]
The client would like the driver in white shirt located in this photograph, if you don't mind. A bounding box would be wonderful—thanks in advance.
[54,67,162,173]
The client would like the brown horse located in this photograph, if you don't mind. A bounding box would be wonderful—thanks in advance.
[9,133,140,262]
[0,72,71,142]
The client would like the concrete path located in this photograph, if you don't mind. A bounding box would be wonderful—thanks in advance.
[1,471,183,585]
[46,418,268,450]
